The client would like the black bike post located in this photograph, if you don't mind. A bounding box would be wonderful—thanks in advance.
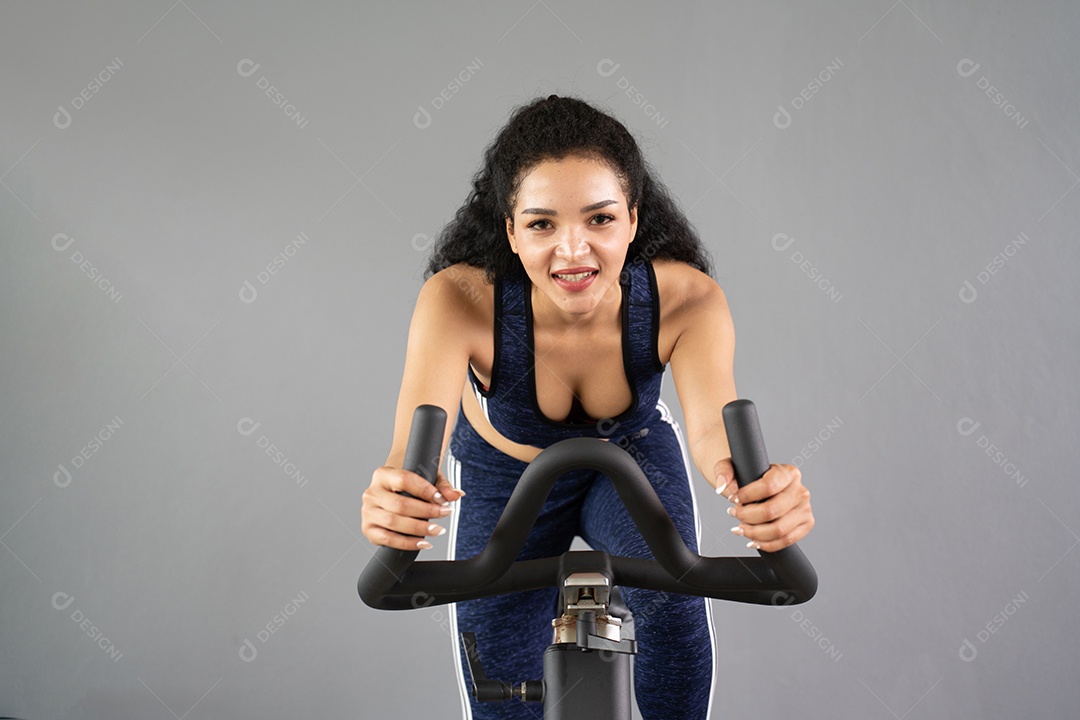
[543,642,631,720]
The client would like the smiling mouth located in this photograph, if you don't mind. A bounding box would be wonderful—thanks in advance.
[552,269,599,281]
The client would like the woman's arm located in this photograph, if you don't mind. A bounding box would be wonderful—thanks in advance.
[361,266,482,550]
[664,262,814,551]
[385,268,477,468]
[664,264,738,487]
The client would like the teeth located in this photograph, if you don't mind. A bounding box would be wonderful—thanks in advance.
[554,271,595,282]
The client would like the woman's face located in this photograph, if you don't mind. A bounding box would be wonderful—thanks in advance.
[505,154,637,321]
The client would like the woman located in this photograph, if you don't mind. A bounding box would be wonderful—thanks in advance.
[362,94,814,720]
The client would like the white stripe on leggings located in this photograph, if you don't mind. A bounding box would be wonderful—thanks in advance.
[444,446,473,720]
[656,397,718,720]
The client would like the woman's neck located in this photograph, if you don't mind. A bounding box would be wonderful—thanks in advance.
[529,278,622,335]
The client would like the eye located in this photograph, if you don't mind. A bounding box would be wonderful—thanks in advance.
[525,214,615,230]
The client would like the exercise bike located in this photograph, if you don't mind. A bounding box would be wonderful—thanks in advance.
[359,399,817,718]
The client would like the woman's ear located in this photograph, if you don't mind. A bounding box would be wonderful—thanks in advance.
[628,203,638,244]
[505,215,519,254]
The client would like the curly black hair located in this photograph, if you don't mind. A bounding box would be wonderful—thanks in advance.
[424,94,713,282]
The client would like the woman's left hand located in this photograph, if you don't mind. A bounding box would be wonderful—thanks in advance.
[713,459,814,552]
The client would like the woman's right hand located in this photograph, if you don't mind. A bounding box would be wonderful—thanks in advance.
[362,465,465,550]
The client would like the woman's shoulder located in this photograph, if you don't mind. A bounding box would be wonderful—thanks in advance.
[650,257,726,311]
[643,257,730,367]
[418,262,494,324]
[649,258,733,362]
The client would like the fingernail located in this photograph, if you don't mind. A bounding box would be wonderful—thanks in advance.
[427,523,446,536]
[715,481,727,495]
[730,525,744,536]
[732,495,740,504]
[417,540,433,549]
[746,541,760,549]
[456,489,466,497]
[438,506,452,517]
[433,491,449,507]
[726,507,736,517]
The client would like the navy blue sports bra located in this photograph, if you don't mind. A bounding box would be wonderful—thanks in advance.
[467,257,666,448]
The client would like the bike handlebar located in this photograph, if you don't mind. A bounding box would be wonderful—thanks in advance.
[358,399,817,610]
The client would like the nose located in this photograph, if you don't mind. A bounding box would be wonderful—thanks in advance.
[554,228,589,261]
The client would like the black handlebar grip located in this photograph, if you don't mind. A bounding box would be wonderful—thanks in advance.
[400,404,447,488]
[723,399,770,491]
[358,404,447,608]
[723,399,817,603]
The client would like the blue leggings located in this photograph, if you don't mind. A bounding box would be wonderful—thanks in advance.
[443,399,718,719]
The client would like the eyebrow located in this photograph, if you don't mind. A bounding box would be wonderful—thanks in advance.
[520,199,618,216]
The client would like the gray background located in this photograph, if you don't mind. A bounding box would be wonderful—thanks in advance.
[2,1,1077,718]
